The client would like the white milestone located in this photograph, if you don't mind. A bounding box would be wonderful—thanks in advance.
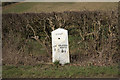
[51,28,70,65]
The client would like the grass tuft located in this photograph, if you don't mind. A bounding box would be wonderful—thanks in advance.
[53,60,60,66]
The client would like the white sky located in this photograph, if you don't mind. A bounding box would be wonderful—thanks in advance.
[1,0,120,2]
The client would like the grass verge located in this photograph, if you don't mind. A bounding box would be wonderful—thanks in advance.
[2,64,119,78]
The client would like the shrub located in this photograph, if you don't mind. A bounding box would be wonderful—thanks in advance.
[2,10,119,66]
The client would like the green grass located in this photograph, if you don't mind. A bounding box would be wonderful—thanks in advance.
[2,2,40,13]
[2,2,118,14]
[0,66,2,79]
[53,60,60,66]
[2,64,119,78]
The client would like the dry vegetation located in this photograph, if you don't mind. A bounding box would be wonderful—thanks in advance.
[2,2,120,78]
[2,10,120,66]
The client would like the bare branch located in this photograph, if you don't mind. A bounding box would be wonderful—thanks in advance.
[26,24,36,37]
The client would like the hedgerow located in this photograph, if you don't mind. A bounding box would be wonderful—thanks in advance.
[2,10,120,66]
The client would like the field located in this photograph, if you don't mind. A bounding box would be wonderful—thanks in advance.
[2,2,120,78]
[2,2,118,13]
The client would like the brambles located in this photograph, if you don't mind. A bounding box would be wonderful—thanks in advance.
[2,10,119,66]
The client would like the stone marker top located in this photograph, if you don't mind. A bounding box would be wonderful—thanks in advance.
[51,28,67,33]
[51,28,68,44]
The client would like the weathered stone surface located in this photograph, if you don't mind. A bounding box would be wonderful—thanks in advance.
[51,28,70,65]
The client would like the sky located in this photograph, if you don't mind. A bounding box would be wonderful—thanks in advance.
[1,0,120,2]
